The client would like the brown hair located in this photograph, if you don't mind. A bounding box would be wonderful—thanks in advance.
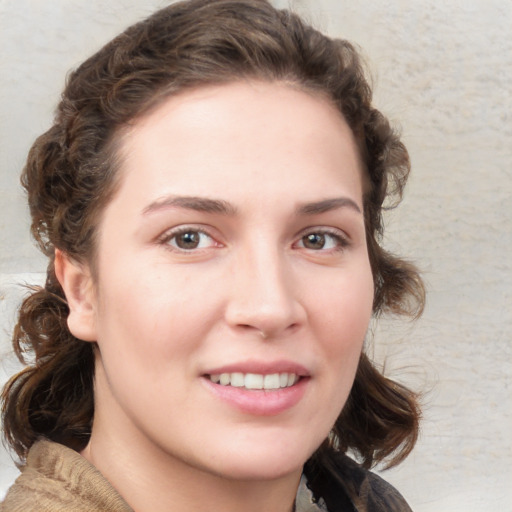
[2,0,424,472]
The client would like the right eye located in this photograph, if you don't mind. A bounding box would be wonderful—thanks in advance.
[163,228,217,251]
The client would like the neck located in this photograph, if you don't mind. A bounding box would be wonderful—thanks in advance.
[81,433,300,512]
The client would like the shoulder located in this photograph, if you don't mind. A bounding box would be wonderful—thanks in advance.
[303,452,413,512]
[1,439,132,512]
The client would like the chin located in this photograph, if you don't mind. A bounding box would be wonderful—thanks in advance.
[215,457,304,482]
[209,440,317,481]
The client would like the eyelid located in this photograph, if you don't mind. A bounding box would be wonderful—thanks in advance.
[157,224,222,252]
[293,226,350,250]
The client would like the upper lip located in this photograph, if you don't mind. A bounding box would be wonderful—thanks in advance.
[203,360,310,377]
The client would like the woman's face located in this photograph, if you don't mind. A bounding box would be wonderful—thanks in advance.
[79,81,374,481]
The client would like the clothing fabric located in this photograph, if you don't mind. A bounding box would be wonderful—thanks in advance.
[302,454,413,512]
[1,441,132,512]
[1,440,412,512]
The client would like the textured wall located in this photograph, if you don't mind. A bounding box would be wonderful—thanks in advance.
[1,0,511,510]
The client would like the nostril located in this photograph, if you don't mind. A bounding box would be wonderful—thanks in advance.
[235,322,300,340]
[237,324,269,338]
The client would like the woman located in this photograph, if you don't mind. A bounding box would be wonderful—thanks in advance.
[1,0,425,510]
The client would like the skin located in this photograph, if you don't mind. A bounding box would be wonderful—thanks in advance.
[56,81,375,512]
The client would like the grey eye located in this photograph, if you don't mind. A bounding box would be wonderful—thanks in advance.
[297,231,345,251]
[168,230,214,250]
[175,231,200,249]
[302,233,326,250]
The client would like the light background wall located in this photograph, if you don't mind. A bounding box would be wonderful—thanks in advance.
[0,0,510,510]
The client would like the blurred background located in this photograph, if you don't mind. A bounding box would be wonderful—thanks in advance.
[1,0,511,509]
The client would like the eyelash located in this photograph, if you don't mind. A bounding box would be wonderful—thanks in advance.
[294,228,350,252]
[158,226,219,252]
[158,226,350,253]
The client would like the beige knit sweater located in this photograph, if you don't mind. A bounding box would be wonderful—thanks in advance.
[1,440,133,512]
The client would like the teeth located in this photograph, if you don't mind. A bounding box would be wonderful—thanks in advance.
[208,372,299,390]
[263,374,280,390]
[245,373,263,389]
[231,372,244,387]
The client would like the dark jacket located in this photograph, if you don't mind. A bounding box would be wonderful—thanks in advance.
[303,453,412,512]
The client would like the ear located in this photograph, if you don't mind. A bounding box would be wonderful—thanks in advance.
[54,248,97,342]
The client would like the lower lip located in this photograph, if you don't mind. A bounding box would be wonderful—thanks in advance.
[201,377,309,416]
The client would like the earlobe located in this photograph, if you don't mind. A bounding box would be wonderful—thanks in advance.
[54,249,97,342]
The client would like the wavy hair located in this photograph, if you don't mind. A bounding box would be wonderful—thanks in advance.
[2,0,424,471]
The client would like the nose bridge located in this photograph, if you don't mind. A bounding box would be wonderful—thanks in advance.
[225,235,303,336]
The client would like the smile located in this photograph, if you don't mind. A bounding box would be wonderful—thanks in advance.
[208,372,299,390]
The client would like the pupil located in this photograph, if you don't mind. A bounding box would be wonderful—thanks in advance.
[304,233,325,249]
[177,232,199,249]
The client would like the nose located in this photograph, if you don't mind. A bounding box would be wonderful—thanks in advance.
[224,242,306,339]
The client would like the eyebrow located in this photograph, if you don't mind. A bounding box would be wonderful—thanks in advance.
[296,197,362,215]
[142,195,238,216]
[142,195,361,217]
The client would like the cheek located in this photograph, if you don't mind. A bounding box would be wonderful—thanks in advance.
[91,276,208,413]
[312,262,374,378]
[317,264,374,337]
[300,266,373,443]
[93,268,220,363]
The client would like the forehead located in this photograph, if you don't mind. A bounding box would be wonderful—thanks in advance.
[113,80,364,207]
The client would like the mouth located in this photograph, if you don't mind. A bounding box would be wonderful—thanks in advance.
[206,372,300,390]
[202,364,309,415]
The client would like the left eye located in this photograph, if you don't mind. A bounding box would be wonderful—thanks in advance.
[297,232,344,250]
[167,229,215,250]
